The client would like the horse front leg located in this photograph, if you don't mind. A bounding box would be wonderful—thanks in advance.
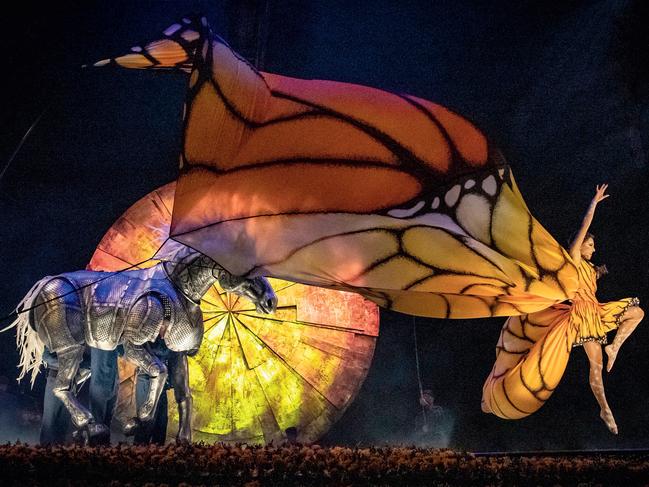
[122,342,168,435]
[52,345,93,429]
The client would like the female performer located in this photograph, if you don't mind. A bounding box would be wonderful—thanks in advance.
[567,184,643,433]
[482,184,643,434]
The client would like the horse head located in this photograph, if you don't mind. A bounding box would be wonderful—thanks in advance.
[162,246,277,313]
[216,270,278,315]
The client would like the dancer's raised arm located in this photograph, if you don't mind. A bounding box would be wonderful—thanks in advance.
[569,184,609,264]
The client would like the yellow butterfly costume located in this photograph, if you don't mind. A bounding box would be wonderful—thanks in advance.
[482,258,638,419]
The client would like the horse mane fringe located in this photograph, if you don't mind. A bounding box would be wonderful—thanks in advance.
[7,278,49,388]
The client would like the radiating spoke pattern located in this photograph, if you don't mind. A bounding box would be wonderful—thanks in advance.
[88,182,380,444]
[178,277,379,443]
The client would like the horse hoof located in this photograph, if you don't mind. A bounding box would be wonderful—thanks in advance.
[72,415,92,430]
[123,417,142,436]
[71,429,87,445]
[87,423,110,445]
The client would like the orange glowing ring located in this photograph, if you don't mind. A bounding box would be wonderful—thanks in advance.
[88,182,379,444]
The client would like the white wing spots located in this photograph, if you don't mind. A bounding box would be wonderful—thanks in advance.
[498,167,505,179]
[464,179,475,189]
[456,193,492,244]
[164,24,182,36]
[201,17,208,26]
[93,59,110,67]
[182,18,192,24]
[411,212,468,237]
[388,200,425,218]
[431,197,440,209]
[202,40,209,59]
[131,46,143,52]
[181,30,200,42]
[482,175,497,196]
[444,184,461,207]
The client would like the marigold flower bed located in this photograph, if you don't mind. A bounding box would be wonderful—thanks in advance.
[0,442,647,486]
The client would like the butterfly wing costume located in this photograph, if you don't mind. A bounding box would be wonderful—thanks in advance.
[89,15,638,421]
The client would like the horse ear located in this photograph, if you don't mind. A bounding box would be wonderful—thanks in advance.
[87,15,208,72]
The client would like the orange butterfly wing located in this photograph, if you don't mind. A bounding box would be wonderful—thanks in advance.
[97,18,578,319]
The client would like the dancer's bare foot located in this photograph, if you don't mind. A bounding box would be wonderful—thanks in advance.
[605,345,617,372]
[600,408,618,435]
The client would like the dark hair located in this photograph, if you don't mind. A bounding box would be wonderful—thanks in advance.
[594,263,608,279]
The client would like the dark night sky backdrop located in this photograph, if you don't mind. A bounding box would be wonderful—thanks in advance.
[1,0,648,450]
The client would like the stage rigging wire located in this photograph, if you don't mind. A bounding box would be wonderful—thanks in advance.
[0,256,156,332]
[413,316,429,430]
[0,106,50,184]
[0,237,180,330]
[0,236,284,329]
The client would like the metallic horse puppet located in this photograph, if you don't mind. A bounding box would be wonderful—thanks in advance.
[10,246,276,440]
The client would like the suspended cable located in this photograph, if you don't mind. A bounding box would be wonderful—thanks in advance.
[0,106,50,183]
[0,255,157,331]
[0,237,228,328]
[413,316,428,429]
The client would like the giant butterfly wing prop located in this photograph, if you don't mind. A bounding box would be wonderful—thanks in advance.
[96,16,578,320]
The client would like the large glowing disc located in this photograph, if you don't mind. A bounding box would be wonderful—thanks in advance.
[88,182,379,443]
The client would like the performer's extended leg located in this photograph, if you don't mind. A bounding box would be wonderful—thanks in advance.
[583,341,617,434]
[605,305,644,372]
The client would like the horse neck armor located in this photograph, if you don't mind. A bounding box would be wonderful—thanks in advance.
[163,253,217,304]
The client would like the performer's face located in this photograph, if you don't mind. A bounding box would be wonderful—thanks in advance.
[580,237,595,260]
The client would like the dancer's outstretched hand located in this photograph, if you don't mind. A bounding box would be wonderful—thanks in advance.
[591,184,609,206]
